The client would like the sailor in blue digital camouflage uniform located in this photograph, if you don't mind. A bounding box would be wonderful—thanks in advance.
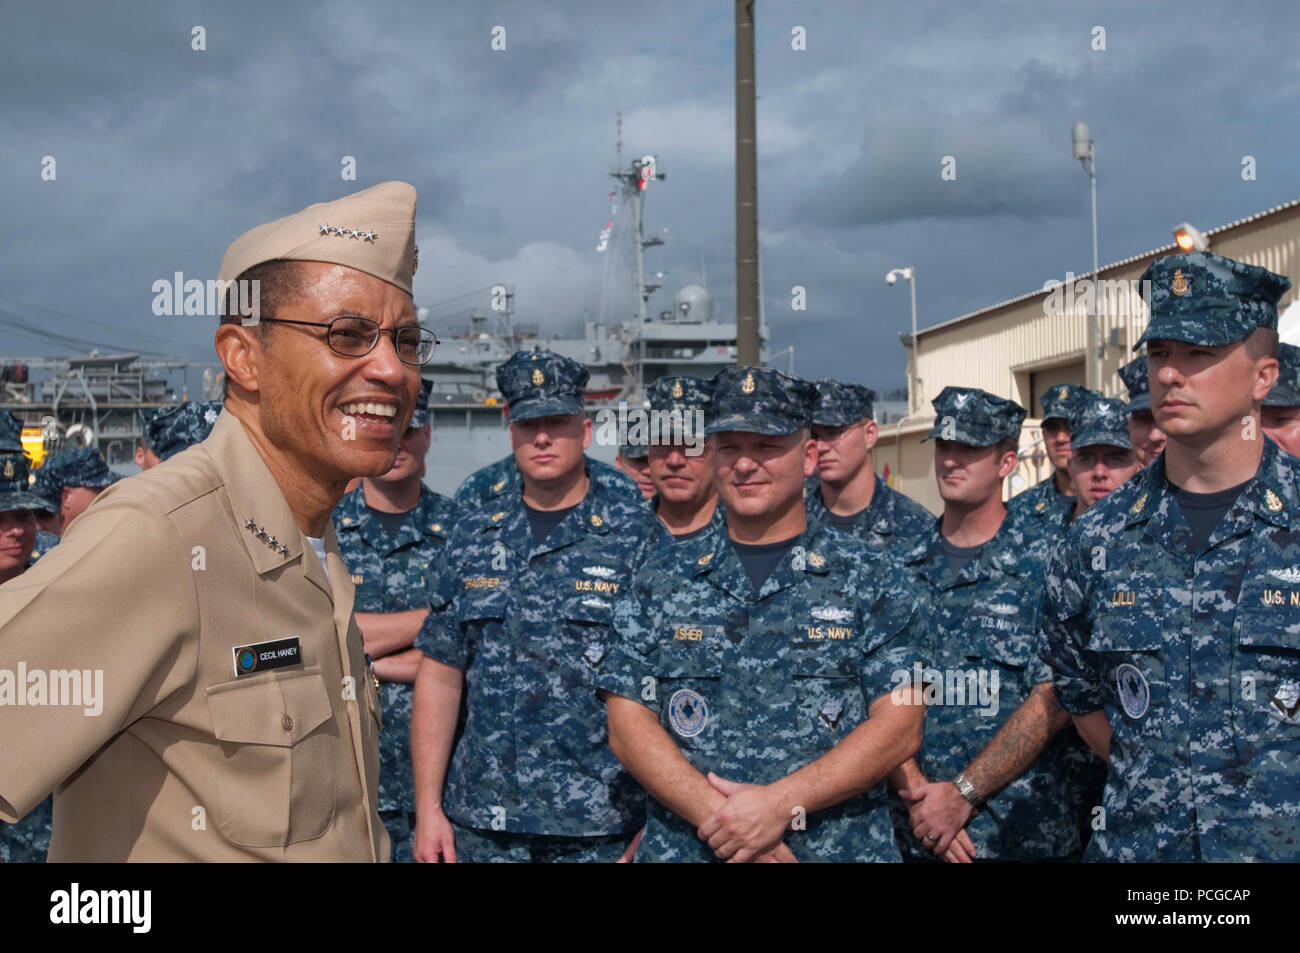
[805,379,933,551]
[1042,250,1300,861]
[0,451,56,861]
[334,378,456,862]
[1261,342,1300,458]
[1007,383,1087,531]
[454,378,642,511]
[889,387,1081,862]
[644,376,724,540]
[145,400,222,464]
[1118,357,1167,468]
[598,366,933,863]
[410,350,667,862]
[28,448,119,562]
[898,390,1131,861]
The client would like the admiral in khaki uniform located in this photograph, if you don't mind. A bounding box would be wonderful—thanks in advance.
[0,180,433,861]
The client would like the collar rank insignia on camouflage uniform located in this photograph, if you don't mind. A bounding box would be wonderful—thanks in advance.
[1171,268,1190,296]
[672,380,684,398]
[1264,488,1284,513]
[2,458,12,478]
[807,551,825,568]
[1034,501,1046,513]
[1130,491,1149,515]
[590,513,604,527]
[532,369,544,385]
[491,511,506,522]
[492,480,506,492]
[741,371,755,394]
[697,551,713,566]
[431,522,443,532]
[341,517,353,525]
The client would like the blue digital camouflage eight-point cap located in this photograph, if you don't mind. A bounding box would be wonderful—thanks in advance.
[705,366,819,436]
[0,453,52,513]
[1039,382,1088,423]
[29,451,71,512]
[921,386,1027,446]
[1134,251,1291,350]
[496,350,589,422]
[1117,357,1151,413]
[647,375,710,445]
[409,377,433,428]
[812,379,876,427]
[0,411,24,454]
[1264,342,1300,408]
[147,400,222,461]
[56,447,120,490]
[1067,393,1132,451]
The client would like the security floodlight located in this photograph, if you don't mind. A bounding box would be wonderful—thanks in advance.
[1072,122,1093,161]
[1173,222,1210,252]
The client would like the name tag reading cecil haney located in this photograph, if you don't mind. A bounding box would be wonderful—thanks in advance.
[232,637,303,678]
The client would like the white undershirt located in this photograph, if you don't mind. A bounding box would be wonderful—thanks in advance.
[306,535,330,581]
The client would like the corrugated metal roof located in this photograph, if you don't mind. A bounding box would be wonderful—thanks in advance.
[917,197,1300,339]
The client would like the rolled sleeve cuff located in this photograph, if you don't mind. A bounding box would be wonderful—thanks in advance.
[591,661,649,707]
[413,616,466,670]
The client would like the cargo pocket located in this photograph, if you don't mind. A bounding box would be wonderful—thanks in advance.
[1087,598,1166,740]
[1233,608,1300,757]
[792,640,865,746]
[206,668,336,848]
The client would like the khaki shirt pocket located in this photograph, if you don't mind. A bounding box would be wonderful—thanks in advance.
[206,668,337,848]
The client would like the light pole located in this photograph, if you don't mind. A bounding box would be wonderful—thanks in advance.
[887,267,918,414]
[1073,122,1100,389]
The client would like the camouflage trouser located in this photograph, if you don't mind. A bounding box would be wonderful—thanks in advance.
[0,795,52,863]
[448,819,630,863]
[381,809,417,864]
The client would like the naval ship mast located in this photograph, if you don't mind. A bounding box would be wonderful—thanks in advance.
[608,150,665,404]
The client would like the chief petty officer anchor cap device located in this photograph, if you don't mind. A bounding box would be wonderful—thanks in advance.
[218,181,419,297]
[1134,250,1291,350]
[705,367,820,436]
[496,350,590,422]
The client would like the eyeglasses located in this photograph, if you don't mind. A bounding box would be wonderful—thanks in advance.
[254,315,438,365]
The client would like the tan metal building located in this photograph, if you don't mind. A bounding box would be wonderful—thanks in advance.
[875,198,1300,514]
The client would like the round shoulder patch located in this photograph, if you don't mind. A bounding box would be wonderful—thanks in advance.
[668,688,709,738]
[1115,662,1149,719]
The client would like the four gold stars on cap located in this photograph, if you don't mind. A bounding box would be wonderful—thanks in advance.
[319,223,377,243]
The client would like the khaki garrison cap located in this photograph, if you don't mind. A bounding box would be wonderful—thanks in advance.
[218,181,419,295]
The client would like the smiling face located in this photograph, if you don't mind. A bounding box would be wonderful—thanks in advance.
[510,414,591,484]
[710,429,816,520]
[1068,443,1140,508]
[216,261,423,489]
[1147,337,1276,445]
[933,439,1015,507]
[811,417,876,485]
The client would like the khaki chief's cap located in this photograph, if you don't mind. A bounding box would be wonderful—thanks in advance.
[218,181,419,295]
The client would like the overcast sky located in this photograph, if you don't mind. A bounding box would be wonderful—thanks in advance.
[3,0,1298,396]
